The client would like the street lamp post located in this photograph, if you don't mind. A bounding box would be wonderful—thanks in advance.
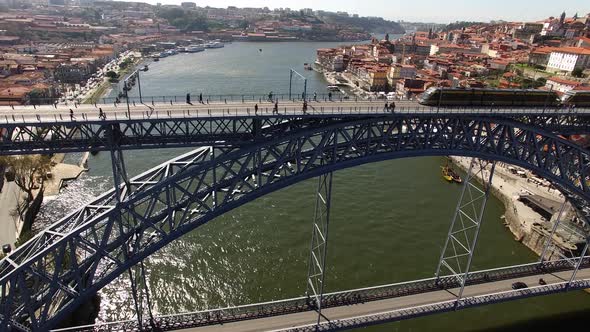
[544,83,554,111]
[289,68,307,101]
[123,69,144,116]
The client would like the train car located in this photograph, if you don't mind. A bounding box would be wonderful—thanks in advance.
[418,87,561,107]
[561,90,590,107]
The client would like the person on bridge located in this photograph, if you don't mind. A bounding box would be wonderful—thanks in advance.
[199,93,203,104]
[303,100,308,113]
[313,91,318,102]
[99,108,106,120]
[274,100,279,114]
[384,102,389,111]
[268,91,273,102]
[254,103,259,114]
[69,109,75,121]
[390,101,396,113]
[186,93,191,105]
[328,91,332,101]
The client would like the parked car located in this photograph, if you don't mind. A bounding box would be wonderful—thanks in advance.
[511,281,528,290]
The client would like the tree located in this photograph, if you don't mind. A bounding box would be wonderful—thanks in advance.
[0,155,52,204]
[535,77,547,88]
[572,68,585,78]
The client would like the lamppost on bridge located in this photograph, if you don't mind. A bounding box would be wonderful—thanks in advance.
[122,68,144,115]
[289,68,307,101]
[544,83,554,111]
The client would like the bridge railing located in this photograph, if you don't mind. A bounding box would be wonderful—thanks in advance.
[2,105,590,125]
[24,92,350,106]
[49,257,590,332]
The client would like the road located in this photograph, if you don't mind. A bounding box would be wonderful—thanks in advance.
[0,100,586,124]
[180,268,590,332]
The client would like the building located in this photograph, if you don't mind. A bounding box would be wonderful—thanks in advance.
[545,76,583,94]
[387,64,416,87]
[181,2,196,9]
[513,22,543,42]
[316,48,345,72]
[546,47,590,74]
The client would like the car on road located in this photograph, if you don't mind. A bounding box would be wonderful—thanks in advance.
[511,281,528,290]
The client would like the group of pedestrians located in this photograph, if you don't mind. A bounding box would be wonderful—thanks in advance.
[384,101,396,113]
[254,100,280,114]
[186,93,205,104]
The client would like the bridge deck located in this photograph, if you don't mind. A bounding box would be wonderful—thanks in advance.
[180,268,590,332]
[0,100,588,124]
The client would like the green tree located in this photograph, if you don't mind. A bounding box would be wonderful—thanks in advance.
[572,68,585,78]
[0,155,52,204]
[534,77,547,88]
[27,88,47,103]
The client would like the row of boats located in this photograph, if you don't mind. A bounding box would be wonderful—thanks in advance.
[151,41,225,60]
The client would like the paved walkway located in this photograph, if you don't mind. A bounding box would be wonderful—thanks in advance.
[0,181,21,248]
[182,268,590,331]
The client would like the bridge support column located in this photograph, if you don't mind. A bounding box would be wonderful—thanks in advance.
[435,158,496,301]
[306,172,333,326]
[107,124,130,202]
[569,237,590,287]
[127,260,156,330]
[539,200,568,263]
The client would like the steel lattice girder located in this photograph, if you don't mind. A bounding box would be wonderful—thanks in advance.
[2,116,590,330]
[0,112,590,156]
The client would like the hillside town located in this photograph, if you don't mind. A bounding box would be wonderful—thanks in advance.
[316,12,590,100]
[0,0,406,105]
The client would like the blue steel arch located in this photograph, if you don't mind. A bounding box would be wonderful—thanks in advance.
[1,115,590,331]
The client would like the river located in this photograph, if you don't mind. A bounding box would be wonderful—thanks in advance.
[37,40,590,331]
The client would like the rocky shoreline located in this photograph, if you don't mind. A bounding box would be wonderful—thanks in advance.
[450,156,584,261]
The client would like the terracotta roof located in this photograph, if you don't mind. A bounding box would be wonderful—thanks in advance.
[552,47,590,55]
[547,76,581,86]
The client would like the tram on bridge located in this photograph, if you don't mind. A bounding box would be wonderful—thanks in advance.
[418,87,590,107]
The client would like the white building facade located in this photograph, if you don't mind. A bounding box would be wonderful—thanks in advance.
[546,48,590,74]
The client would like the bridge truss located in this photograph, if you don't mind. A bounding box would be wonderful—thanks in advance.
[1,113,590,331]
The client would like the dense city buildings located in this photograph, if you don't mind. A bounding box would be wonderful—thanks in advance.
[316,12,590,98]
[0,0,404,105]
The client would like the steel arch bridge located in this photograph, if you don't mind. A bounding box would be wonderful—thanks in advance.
[2,113,590,331]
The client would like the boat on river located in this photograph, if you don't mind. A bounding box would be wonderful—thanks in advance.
[441,166,453,182]
[441,163,462,183]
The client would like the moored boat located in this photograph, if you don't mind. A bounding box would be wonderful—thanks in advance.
[447,166,462,183]
[185,44,205,53]
[441,166,453,182]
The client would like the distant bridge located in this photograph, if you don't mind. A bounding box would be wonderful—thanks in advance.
[0,99,589,331]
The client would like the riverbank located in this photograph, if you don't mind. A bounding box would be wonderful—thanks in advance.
[449,156,584,260]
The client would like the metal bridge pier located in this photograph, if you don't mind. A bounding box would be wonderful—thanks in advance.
[539,200,568,263]
[569,237,590,288]
[306,172,334,327]
[108,124,130,202]
[107,125,156,330]
[435,158,496,302]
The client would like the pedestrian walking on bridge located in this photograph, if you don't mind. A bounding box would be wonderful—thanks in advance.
[254,103,259,114]
[69,109,75,121]
[186,93,191,105]
[199,93,203,104]
[274,101,279,114]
